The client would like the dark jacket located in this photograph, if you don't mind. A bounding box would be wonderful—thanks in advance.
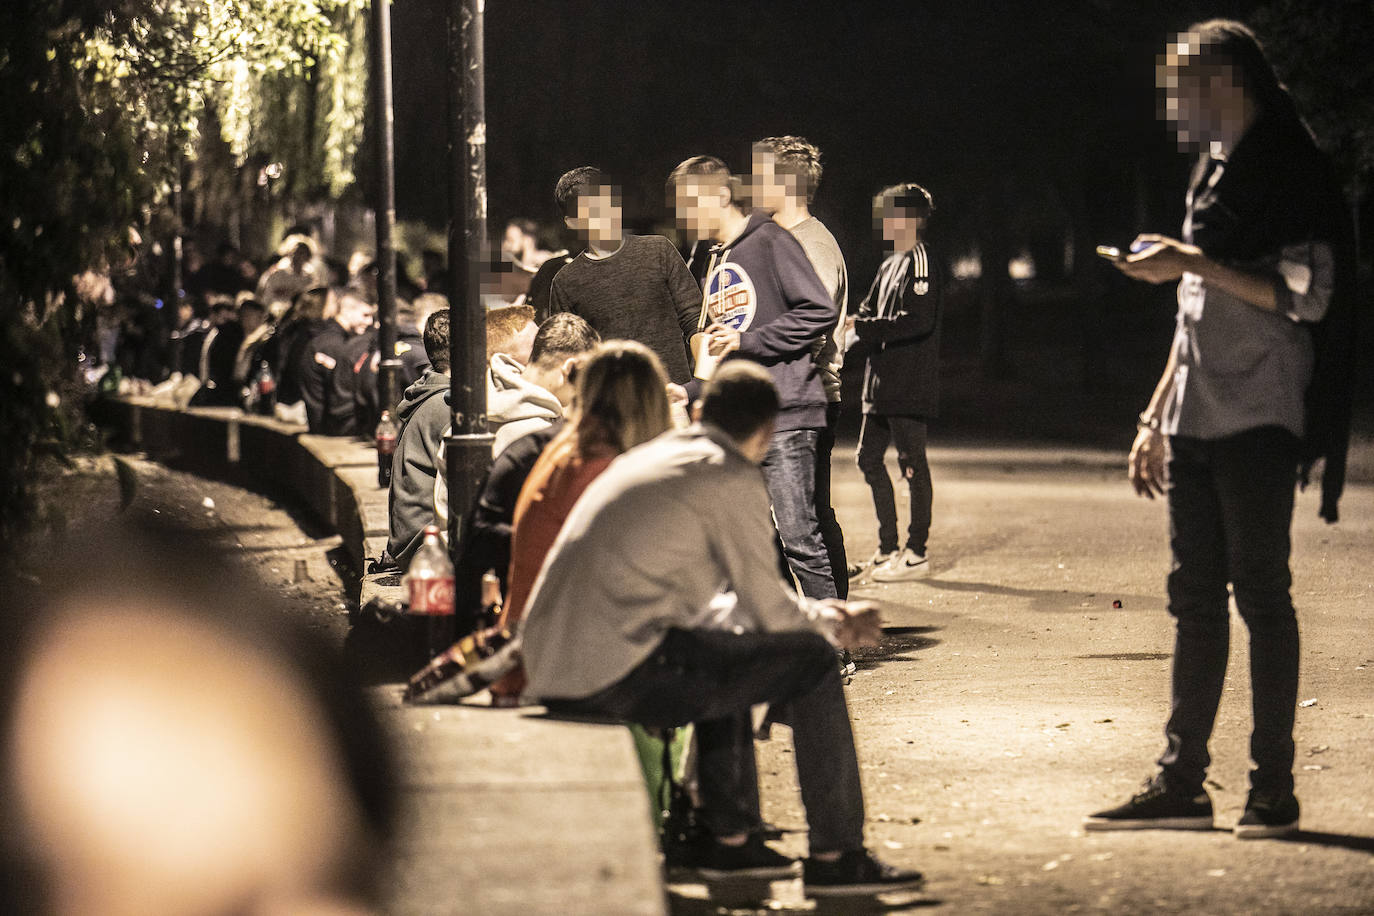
[453,420,563,602]
[274,317,329,406]
[190,321,245,407]
[703,212,838,431]
[386,369,453,565]
[1185,111,1356,522]
[301,320,354,435]
[854,242,943,418]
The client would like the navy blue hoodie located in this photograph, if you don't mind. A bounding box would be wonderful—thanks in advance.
[699,211,838,431]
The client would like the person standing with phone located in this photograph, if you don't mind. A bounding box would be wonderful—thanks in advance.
[1084,20,1351,839]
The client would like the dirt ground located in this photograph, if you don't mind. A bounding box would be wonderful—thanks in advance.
[31,454,353,643]
[38,452,1373,915]
[710,452,1374,915]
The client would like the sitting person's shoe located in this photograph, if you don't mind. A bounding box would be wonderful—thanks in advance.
[1234,790,1299,839]
[871,547,931,582]
[849,548,896,579]
[1083,775,1213,831]
[692,835,800,881]
[838,648,857,678]
[803,849,924,896]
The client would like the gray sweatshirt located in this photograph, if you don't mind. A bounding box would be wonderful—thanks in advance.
[520,424,825,701]
[788,217,848,404]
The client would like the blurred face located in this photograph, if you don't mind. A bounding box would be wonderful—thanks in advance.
[240,307,267,334]
[502,224,532,259]
[672,178,729,243]
[9,600,371,916]
[290,244,312,272]
[879,211,924,251]
[567,186,622,246]
[1159,44,1250,150]
[750,149,803,214]
[337,295,375,334]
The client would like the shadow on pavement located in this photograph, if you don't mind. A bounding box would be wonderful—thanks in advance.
[851,625,942,671]
[907,576,1163,615]
[1276,830,1374,854]
[667,882,940,914]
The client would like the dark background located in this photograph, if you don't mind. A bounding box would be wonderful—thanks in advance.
[387,0,1371,445]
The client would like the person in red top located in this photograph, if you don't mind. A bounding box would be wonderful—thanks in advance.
[491,340,674,701]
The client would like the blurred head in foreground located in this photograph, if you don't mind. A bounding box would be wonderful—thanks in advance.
[0,521,396,916]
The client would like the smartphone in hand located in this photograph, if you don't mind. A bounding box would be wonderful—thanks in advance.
[1095,245,1123,262]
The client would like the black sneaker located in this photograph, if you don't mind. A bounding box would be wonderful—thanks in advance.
[803,849,924,896]
[1234,790,1299,839]
[1083,776,1214,831]
[692,835,800,881]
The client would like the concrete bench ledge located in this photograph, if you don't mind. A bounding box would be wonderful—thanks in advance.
[101,396,668,916]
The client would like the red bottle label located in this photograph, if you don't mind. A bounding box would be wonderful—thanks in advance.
[376,434,397,455]
[409,575,454,615]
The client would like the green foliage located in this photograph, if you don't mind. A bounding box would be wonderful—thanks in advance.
[0,0,373,555]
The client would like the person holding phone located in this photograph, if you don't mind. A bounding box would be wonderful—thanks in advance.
[1085,20,1350,839]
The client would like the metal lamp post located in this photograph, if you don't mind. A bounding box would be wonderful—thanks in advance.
[444,0,491,626]
[369,0,401,411]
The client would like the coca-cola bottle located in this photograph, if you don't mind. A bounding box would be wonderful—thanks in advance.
[405,524,454,658]
[375,409,399,488]
[252,359,276,416]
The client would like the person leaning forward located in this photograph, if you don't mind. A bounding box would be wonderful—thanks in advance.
[520,361,924,896]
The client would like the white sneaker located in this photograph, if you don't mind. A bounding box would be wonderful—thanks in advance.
[848,548,896,579]
[871,548,931,582]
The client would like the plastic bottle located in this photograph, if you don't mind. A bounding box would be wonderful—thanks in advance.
[405,524,454,658]
[375,409,399,488]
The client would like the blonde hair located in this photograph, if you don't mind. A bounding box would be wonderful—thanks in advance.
[571,340,672,454]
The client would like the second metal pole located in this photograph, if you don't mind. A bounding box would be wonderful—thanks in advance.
[370,0,400,412]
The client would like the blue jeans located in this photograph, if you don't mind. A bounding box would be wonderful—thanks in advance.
[761,428,838,599]
[1159,427,1300,796]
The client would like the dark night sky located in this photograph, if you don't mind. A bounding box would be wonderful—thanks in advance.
[390,0,1273,282]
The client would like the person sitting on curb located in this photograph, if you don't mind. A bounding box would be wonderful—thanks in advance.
[386,309,453,568]
[491,340,673,704]
[432,311,600,540]
[519,361,924,896]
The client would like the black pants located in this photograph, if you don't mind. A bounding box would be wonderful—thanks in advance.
[552,628,866,853]
[817,402,849,598]
[856,413,932,555]
[1159,427,1300,796]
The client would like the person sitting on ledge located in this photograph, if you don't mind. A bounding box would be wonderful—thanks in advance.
[519,361,925,896]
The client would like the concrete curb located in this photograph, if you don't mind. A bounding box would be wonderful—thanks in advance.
[101,397,669,916]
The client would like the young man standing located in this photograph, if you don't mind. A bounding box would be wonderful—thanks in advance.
[547,167,702,385]
[851,184,943,582]
[670,155,839,601]
[751,136,850,597]
[1085,21,1350,838]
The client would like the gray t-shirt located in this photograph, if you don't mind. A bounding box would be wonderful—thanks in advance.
[789,217,848,403]
[548,234,701,384]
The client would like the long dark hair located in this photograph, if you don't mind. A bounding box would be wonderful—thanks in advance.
[1181,19,1306,133]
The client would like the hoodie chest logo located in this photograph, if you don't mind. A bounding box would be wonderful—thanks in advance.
[704,264,757,332]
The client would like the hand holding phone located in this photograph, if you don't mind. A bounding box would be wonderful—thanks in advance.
[1096,245,1123,262]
